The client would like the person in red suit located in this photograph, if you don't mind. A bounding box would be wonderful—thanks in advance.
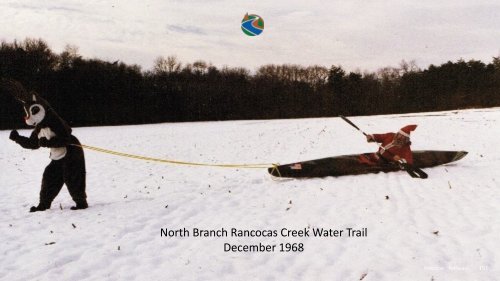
[361,125,417,165]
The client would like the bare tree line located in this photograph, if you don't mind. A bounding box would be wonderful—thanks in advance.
[1,38,499,129]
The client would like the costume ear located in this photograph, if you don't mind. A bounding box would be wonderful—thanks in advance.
[0,78,31,103]
[29,90,50,108]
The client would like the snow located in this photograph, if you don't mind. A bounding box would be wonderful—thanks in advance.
[0,108,499,281]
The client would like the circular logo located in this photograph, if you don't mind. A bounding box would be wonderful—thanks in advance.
[241,13,264,36]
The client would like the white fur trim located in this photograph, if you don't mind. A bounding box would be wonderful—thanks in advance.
[398,130,410,137]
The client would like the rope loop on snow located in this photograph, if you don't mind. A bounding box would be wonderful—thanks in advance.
[71,144,277,169]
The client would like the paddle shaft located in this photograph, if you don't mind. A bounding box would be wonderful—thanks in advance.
[340,115,368,137]
[340,115,399,156]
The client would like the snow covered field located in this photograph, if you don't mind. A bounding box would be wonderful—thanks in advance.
[0,108,498,281]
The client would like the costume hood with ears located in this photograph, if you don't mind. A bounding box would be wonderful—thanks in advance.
[23,92,49,126]
[398,124,417,138]
[0,78,51,126]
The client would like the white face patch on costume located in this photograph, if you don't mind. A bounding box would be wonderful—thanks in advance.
[24,104,46,126]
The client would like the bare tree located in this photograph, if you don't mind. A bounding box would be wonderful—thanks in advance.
[154,55,182,74]
[377,66,401,83]
[57,44,80,69]
[193,60,208,74]
[305,65,328,88]
[399,59,420,74]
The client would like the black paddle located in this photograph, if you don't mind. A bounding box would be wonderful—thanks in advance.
[339,115,428,179]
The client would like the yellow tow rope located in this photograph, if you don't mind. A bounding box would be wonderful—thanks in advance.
[72,144,281,174]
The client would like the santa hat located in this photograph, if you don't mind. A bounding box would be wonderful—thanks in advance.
[398,124,417,137]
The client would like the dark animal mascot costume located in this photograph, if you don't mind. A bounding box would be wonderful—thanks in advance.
[2,79,88,212]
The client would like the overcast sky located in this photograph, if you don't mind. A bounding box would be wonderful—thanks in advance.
[1,0,499,72]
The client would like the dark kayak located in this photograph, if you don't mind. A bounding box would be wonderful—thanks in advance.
[268,150,468,178]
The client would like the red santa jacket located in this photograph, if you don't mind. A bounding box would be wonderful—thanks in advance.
[371,132,413,164]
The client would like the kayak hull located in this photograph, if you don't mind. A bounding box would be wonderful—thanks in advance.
[268,150,467,178]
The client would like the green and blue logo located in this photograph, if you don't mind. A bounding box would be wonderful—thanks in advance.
[241,13,264,36]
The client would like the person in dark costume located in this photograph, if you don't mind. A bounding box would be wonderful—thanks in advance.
[2,79,88,212]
